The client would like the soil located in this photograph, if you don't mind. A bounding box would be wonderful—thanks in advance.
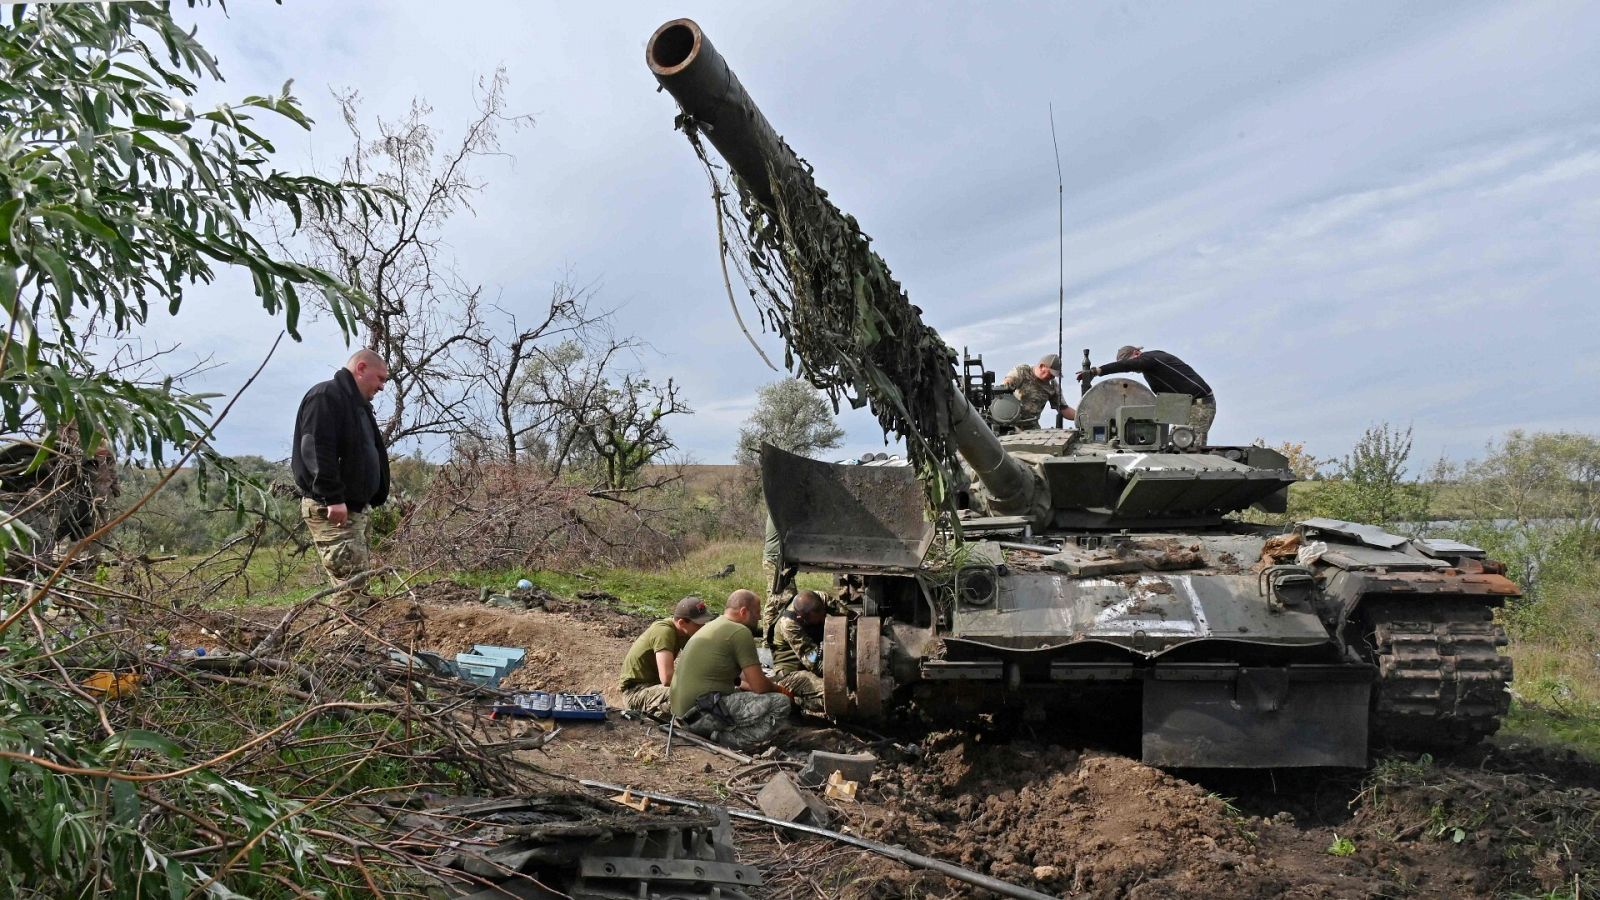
[174,582,1599,899]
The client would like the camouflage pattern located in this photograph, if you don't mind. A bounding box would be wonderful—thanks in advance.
[621,683,672,718]
[771,607,827,713]
[759,556,798,641]
[760,513,799,636]
[1002,364,1064,424]
[771,614,823,676]
[1188,398,1216,446]
[300,498,372,585]
[679,691,791,749]
[775,670,824,713]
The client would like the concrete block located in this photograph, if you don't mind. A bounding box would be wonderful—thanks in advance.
[756,772,829,826]
[799,751,877,788]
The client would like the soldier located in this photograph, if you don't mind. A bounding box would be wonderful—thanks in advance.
[1000,353,1076,428]
[670,589,793,749]
[759,512,798,645]
[770,590,828,713]
[616,596,716,717]
[291,349,391,586]
[1080,346,1216,445]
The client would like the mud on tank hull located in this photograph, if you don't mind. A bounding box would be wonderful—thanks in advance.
[768,450,1517,769]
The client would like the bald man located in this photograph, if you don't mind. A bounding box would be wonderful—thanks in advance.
[291,349,392,585]
[670,589,793,749]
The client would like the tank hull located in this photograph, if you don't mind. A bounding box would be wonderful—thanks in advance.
[770,449,1516,768]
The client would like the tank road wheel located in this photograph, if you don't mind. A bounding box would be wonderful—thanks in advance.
[1363,599,1513,750]
[822,614,855,719]
[855,615,886,720]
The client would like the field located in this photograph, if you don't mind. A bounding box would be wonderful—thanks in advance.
[161,532,1600,895]
[151,572,1599,898]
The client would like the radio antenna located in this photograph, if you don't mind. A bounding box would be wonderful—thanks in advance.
[1050,104,1065,422]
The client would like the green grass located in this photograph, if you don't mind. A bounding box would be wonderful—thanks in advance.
[1501,654,1600,762]
[463,541,832,619]
[190,540,830,619]
[160,547,325,608]
[1502,700,1600,761]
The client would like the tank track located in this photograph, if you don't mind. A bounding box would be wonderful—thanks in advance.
[1363,599,1512,750]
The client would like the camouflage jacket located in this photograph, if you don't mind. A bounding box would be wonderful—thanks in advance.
[771,614,824,675]
[1003,364,1064,423]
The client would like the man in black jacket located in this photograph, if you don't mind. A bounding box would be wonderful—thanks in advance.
[1079,346,1217,445]
[291,349,391,584]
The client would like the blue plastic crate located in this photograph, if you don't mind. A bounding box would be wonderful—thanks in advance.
[457,663,503,688]
[471,645,527,672]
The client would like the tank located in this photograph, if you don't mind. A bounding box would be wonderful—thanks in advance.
[647,19,1516,767]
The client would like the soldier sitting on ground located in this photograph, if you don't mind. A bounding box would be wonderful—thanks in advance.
[770,590,829,714]
[616,596,716,718]
[670,589,794,749]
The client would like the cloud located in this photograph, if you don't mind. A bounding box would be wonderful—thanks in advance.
[143,1,1599,471]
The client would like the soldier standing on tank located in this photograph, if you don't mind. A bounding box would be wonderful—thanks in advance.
[770,590,829,713]
[1079,346,1216,445]
[1000,353,1076,428]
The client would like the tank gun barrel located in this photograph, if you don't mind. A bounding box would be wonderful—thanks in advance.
[950,391,1039,517]
[648,19,1043,522]
[647,19,791,210]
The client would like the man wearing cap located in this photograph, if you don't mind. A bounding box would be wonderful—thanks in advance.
[1079,346,1216,445]
[616,596,715,718]
[1000,353,1076,429]
[769,590,829,713]
[670,589,793,749]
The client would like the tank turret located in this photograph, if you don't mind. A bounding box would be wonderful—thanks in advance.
[648,18,1291,533]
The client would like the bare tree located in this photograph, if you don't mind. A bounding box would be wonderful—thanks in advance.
[468,279,616,464]
[579,374,690,491]
[467,281,692,490]
[299,68,532,445]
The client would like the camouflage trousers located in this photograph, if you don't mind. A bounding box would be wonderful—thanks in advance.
[760,558,797,641]
[679,691,791,750]
[300,498,372,585]
[1189,398,1217,446]
[620,683,672,718]
[775,670,825,714]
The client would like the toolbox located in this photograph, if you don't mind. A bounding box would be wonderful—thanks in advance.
[492,691,608,721]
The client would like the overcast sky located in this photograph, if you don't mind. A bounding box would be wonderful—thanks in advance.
[151,1,1599,469]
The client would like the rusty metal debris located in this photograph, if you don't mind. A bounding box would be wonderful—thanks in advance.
[579,779,1056,900]
[420,793,761,900]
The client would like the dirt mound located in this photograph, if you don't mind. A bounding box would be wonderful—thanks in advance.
[1349,750,1600,895]
[353,594,636,697]
[866,734,1302,899]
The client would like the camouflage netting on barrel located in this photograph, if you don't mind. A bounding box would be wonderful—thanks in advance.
[683,125,961,512]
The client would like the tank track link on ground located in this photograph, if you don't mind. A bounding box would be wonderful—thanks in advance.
[1364,598,1512,750]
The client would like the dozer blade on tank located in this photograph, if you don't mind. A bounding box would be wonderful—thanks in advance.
[647,18,1516,767]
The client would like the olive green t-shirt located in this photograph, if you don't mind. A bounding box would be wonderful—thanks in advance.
[618,618,683,691]
[669,616,761,718]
